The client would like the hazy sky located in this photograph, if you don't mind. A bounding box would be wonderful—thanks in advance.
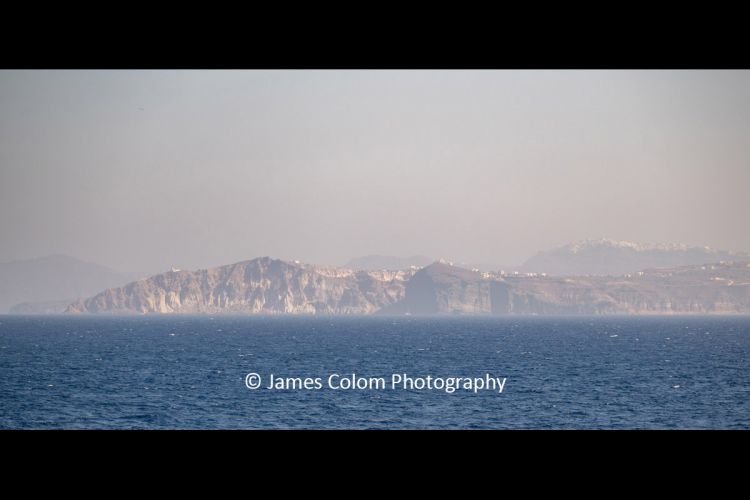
[1,70,749,273]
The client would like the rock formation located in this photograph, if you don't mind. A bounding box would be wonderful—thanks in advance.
[66,257,414,314]
[65,257,750,315]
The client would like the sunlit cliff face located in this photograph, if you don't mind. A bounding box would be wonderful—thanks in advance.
[66,257,750,315]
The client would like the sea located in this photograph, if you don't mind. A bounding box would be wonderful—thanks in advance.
[0,315,748,429]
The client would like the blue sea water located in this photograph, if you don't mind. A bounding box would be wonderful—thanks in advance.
[0,315,748,429]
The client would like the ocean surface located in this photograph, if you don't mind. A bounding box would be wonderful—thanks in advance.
[0,315,748,429]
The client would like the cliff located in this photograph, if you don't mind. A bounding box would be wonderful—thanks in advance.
[402,261,750,315]
[66,257,413,314]
[378,262,492,314]
[65,257,750,315]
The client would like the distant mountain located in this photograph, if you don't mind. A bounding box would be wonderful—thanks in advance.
[344,255,434,271]
[67,257,415,314]
[9,299,75,315]
[66,257,750,315]
[520,238,750,276]
[379,260,750,315]
[0,255,143,313]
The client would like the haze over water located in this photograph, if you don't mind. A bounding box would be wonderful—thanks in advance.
[1,70,750,273]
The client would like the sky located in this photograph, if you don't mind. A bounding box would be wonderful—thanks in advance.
[1,70,749,273]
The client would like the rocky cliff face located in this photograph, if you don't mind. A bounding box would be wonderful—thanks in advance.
[379,263,493,314]
[66,257,413,314]
[66,257,750,315]
[394,261,750,315]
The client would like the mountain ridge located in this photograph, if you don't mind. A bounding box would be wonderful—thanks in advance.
[65,256,750,315]
[343,255,433,270]
[520,238,750,276]
[0,254,143,313]
[66,257,415,315]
